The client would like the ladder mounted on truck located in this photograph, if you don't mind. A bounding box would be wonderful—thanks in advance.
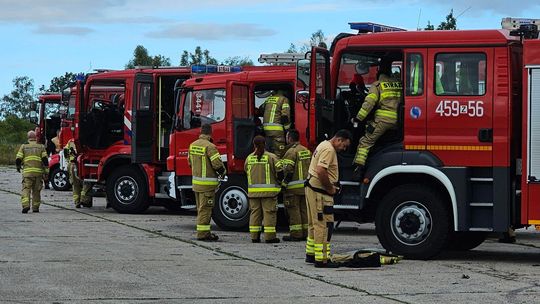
[349,22,406,34]
[258,53,305,65]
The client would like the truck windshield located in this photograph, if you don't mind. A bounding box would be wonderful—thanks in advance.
[182,88,226,129]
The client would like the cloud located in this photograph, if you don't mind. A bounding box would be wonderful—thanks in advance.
[430,0,540,16]
[147,23,277,40]
[33,25,94,36]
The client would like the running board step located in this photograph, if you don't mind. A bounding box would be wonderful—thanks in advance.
[469,202,494,207]
[469,177,493,182]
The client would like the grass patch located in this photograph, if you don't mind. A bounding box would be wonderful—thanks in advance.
[0,143,20,165]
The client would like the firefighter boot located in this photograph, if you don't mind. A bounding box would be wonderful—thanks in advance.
[314,261,340,268]
[22,207,30,214]
[305,254,315,263]
[282,235,304,242]
[198,233,219,242]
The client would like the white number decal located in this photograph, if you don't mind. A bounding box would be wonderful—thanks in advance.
[436,100,484,117]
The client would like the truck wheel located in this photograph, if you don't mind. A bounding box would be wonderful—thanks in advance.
[106,165,149,214]
[446,232,487,251]
[375,184,451,260]
[213,176,250,231]
[50,167,71,191]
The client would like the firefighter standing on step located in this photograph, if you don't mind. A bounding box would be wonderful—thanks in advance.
[281,129,311,241]
[245,135,283,243]
[352,60,402,179]
[305,130,351,268]
[64,139,93,208]
[189,124,226,242]
[259,90,290,158]
[16,131,48,213]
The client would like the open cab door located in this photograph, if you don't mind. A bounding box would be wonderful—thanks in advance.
[225,81,253,172]
[301,47,331,148]
[73,80,84,149]
[131,73,154,163]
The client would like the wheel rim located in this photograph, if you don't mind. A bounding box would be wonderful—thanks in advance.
[391,200,432,246]
[114,176,139,205]
[219,187,249,221]
[53,171,68,188]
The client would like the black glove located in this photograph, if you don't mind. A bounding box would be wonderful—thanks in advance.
[16,166,21,173]
[280,116,289,125]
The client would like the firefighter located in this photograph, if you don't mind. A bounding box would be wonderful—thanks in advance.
[259,90,290,158]
[305,129,352,268]
[64,139,93,208]
[281,129,312,241]
[245,135,283,243]
[16,131,48,213]
[352,59,402,179]
[189,123,226,241]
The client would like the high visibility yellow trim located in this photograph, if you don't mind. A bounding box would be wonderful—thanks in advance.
[263,125,284,131]
[23,156,42,162]
[287,183,305,190]
[249,226,262,232]
[189,145,206,155]
[381,82,403,89]
[289,224,302,231]
[247,164,252,186]
[298,150,311,160]
[302,224,309,229]
[528,220,540,225]
[23,168,44,174]
[358,108,368,119]
[265,163,270,185]
[201,155,207,177]
[281,159,295,166]
[264,227,276,233]
[269,103,277,123]
[427,145,492,151]
[192,179,219,186]
[16,152,24,158]
[375,109,398,119]
[405,145,427,150]
[366,93,377,100]
[210,153,221,161]
[282,103,290,109]
[381,91,402,99]
[196,225,211,231]
[247,187,281,193]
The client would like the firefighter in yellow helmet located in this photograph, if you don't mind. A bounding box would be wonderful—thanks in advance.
[64,139,93,208]
[305,129,351,267]
[16,130,48,213]
[245,135,283,243]
[189,124,226,241]
[259,90,290,158]
[352,59,402,180]
[280,129,312,241]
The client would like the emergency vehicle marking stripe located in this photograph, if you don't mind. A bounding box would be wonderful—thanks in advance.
[528,220,540,225]
[124,116,132,130]
[405,145,492,151]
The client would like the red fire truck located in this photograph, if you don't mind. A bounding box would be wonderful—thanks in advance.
[72,66,252,213]
[288,19,540,258]
[167,64,300,228]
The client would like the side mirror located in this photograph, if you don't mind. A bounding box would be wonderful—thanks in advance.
[297,59,310,88]
[296,90,309,110]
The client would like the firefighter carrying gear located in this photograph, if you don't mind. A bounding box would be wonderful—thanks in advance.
[64,140,92,207]
[305,140,339,266]
[281,143,312,240]
[244,151,283,242]
[189,133,226,241]
[354,74,402,166]
[16,138,48,212]
[259,91,291,158]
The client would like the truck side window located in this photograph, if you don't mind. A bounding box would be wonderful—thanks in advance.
[434,53,486,96]
[137,83,152,110]
[406,53,424,96]
[182,89,226,130]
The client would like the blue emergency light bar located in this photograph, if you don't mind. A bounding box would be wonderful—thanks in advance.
[191,65,242,74]
[349,22,406,33]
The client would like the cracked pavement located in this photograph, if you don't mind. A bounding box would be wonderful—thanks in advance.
[1,166,540,303]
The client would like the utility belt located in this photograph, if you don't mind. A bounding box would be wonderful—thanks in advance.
[305,176,340,197]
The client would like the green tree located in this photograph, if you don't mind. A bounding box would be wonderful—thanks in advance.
[180,46,218,66]
[286,29,328,53]
[0,115,34,143]
[222,56,254,66]
[39,72,77,93]
[125,45,171,69]
[425,9,457,31]
[0,76,35,120]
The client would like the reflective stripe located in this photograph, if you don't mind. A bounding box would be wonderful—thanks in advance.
[263,123,284,131]
[298,150,311,160]
[16,152,24,158]
[192,176,219,186]
[23,168,43,174]
[289,224,302,231]
[247,155,269,164]
[21,197,29,203]
[23,156,41,162]
[210,153,221,161]
[269,103,277,123]
[247,164,252,186]
[375,109,397,119]
[306,237,314,254]
[265,163,270,185]
[287,180,305,189]
[197,224,211,231]
[302,224,309,229]
[358,108,368,119]
[281,159,295,166]
[248,187,281,193]
[41,151,47,158]
[264,227,276,233]
[201,154,207,177]
[249,226,262,232]
[282,103,290,109]
[189,145,206,155]
[366,93,377,100]
[298,158,303,180]
[381,91,401,99]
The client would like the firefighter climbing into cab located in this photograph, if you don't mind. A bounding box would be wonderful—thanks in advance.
[351,53,403,180]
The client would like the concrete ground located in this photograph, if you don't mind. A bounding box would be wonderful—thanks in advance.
[1,166,540,303]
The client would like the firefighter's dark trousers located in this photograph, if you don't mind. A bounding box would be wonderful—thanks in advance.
[21,176,42,210]
[354,120,396,166]
[284,192,308,239]
[305,187,334,263]
[68,163,92,206]
[249,197,278,241]
[195,190,215,239]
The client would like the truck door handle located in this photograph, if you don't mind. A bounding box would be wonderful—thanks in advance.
[216,138,227,144]
[478,128,493,143]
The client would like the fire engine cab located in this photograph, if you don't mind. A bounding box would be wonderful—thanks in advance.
[167,64,300,228]
[295,19,540,258]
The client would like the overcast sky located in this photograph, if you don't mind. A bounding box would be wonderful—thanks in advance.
[1,0,539,98]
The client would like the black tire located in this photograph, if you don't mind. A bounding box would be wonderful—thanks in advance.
[212,175,250,231]
[50,167,71,191]
[446,232,487,251]
[106,165,149,214]
[375,184,451,260]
